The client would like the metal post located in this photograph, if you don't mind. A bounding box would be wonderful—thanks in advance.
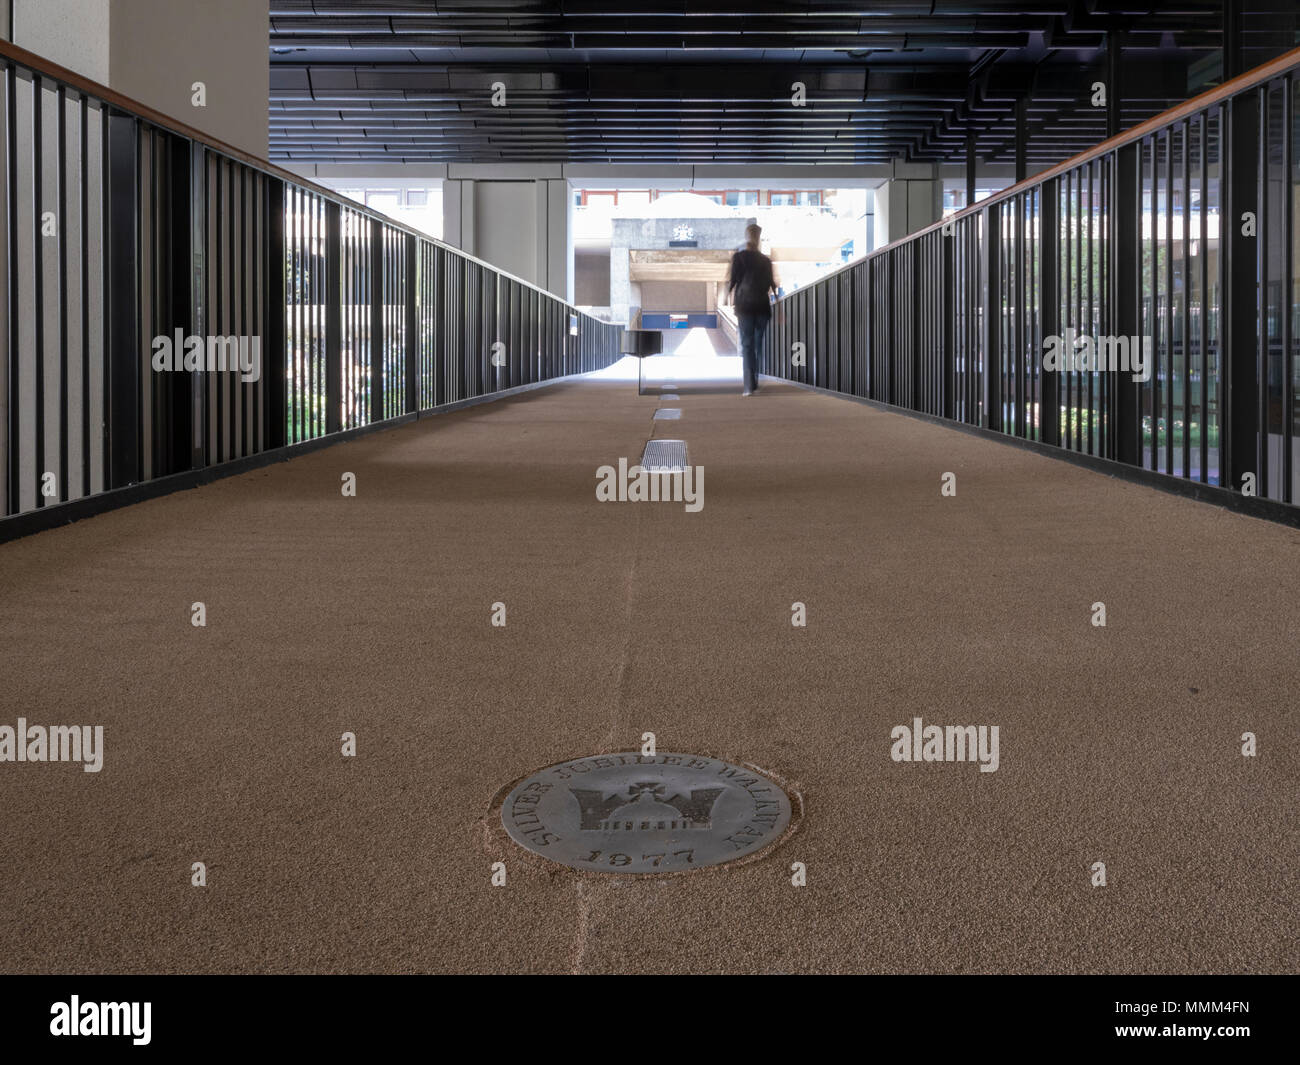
[191,144,212,468]
[368,215,383,424]
[1015,97,1027,184]
[161,134,194,475]
[325,200,342,434]
[1284,82,1294,503]
[405,232,417,414]
[943,219,955,419]
[263,177,285,449]
[5,65,17,514]
[105,110,140,489]
[32,76,44,503]
[966,130,976,209]
[1114,143,1140,465]
[1107,31,1122,139]
[1225,90,1259,493]
[1223,0,1242,81]
[1040,177,1060,447]
[982,202,1002,431]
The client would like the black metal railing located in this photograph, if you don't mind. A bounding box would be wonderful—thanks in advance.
[0,40,622,530]
[765,47,1300,510]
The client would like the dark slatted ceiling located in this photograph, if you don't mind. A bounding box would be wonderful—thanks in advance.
[268,1,1298,167]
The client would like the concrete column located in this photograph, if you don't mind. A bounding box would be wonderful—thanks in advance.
[442,179,474,254]
[443,177,573,301]
[966,132,977,208]
[542,178,574,303]
[872,166,942,249]
[11,0,269,158]
[609,242,633,325]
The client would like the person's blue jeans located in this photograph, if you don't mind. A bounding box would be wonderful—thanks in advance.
[737,313,769,393]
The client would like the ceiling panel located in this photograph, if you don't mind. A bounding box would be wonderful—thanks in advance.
[267,1,1294,167]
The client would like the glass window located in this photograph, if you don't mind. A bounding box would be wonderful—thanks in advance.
[769,192,795,206]
[366,189,401,209]
[406,189,428,206]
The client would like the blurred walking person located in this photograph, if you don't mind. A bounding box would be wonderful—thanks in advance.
[727,223,776,396]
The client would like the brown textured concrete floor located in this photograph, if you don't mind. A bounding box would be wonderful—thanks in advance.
[0,362,1296,975]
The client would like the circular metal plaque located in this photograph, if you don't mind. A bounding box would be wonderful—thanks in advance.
[500,752,794,874]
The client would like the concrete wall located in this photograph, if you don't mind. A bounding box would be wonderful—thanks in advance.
[873,169,942,249]
[109,0,270,158]
[639,280,710,312]
[575,250,610,305]
[12,1,110,83]
[10,0,269,159]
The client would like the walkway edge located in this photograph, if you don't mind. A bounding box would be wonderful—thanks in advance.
[764,375,1300,530]
[0,374,590,545]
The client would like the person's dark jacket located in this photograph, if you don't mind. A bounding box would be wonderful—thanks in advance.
[728,247,775,319]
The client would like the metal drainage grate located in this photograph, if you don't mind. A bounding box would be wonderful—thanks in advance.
[654,408,682,420]
[500,752,795,874]
[641,438,688,471]
[661,393,680,400]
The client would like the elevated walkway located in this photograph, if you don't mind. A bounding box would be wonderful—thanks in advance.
[0,367,1293,973]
